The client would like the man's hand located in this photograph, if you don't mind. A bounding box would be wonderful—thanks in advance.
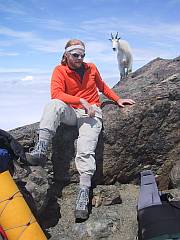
[117,98,135,108]
[80,98,95,117]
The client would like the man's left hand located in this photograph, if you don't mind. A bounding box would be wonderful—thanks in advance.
[117,98,135,108]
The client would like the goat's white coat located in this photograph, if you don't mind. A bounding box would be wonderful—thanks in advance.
[111,38,133,79]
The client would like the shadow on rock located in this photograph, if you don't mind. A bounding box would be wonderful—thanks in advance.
[38,188,61,229]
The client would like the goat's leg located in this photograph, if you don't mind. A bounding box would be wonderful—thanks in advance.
[127,56,133,75]
[119,64,125,79]
[127,65,132,75]
[125,68,128,77]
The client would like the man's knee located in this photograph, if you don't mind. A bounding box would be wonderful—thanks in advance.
[43,99,67,114]
[75,153,96,175]
[49,99,67,109]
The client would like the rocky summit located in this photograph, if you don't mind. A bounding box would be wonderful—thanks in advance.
[9,56,180,239]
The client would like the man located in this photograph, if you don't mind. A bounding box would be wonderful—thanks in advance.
[26,39,135,220]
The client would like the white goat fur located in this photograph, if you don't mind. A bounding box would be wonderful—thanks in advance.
[111,36,133,79]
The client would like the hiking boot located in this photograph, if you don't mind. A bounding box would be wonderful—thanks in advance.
[74,187,90,220]
[25,140,48,167]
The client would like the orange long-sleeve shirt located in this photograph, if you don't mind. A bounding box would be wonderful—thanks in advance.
[51,62,120,109]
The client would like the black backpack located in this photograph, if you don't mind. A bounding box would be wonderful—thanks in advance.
[0,129,27,174]
[0,129,39,225]
[137,170,180,240]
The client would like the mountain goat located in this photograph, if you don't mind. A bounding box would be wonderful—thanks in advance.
[110,32,133,79]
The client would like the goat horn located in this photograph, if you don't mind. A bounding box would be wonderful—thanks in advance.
[115,32,118,39]
[111,33,114,39]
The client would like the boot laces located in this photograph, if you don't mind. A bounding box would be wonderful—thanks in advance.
[29,140,48,156]
[76,188,89,210]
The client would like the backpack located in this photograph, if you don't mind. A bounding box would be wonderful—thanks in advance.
[137,170,180,240]
[0,226,8,240]
[0,130,40,231]
[0,129,28,175]
[0,148,11,173]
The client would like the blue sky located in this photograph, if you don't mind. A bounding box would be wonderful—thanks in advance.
[0,0,179,130]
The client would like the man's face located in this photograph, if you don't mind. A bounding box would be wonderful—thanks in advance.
[66,50,85,69]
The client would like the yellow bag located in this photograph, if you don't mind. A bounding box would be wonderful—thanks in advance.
[0,171,47,240]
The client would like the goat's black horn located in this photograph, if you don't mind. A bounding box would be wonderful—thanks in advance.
[111,33,113,39]
[115,32,118,39]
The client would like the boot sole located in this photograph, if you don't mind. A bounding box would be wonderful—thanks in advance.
[74,210,89,220]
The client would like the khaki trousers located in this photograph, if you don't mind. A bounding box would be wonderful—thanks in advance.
[40,99,102,177]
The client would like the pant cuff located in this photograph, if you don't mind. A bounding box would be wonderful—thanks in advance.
[80,174,92,188]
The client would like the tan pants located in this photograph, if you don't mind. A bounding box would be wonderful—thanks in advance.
[40,99,102,177]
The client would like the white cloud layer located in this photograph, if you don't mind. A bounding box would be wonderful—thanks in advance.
[0,51,19,56]
[21,75,34,81]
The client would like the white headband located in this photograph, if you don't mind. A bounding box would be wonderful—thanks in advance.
[65,45,85,52]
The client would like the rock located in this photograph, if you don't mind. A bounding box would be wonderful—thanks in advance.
[25,166,49,210]
[50,234,73,240]
[92,185,122,207]
[170,160,180,188]
[73,214,121,239]
[13,161,49,212]
[48,183,139,240]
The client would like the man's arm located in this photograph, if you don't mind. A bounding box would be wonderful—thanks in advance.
[94,65,135,107]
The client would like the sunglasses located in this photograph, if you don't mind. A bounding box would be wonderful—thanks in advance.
[70,53,85,59]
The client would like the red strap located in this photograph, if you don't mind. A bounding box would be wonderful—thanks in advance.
[0,226,8,239]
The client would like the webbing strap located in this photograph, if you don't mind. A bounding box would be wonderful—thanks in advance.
[0,191,21,217]
[5,214,36,240]
[0,191,21,204]
[0,191,37,240]
[3,214,36,231]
